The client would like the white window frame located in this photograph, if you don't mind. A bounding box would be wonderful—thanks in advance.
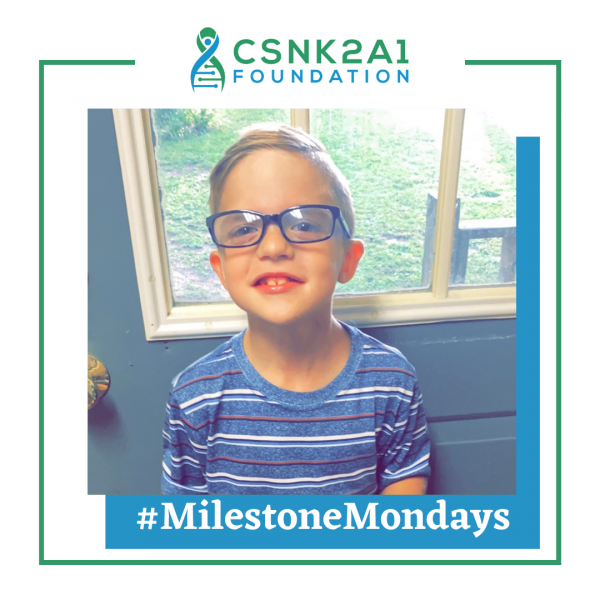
[113,108,516,341]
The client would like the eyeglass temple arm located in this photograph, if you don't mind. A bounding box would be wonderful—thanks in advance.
[337,215,351,238]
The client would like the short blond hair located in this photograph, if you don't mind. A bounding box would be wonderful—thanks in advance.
[208,123,356,237]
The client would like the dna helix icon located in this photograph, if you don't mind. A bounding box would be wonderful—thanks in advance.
[191,27,226,91]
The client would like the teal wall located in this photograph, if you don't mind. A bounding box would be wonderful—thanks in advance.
[88,109,515,495]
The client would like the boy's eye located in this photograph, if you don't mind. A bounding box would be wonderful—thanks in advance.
[290,220,322,233]
[231,225,259,238]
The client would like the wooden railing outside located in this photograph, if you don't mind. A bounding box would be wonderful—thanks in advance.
[421,193,516,287]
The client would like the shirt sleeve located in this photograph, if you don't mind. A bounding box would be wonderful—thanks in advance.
[161,391,208,495]
[376,378,431,492]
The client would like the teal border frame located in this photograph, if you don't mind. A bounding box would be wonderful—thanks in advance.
[39,59,561,565]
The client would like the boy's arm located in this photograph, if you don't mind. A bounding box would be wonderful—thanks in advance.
[161,390,208,495]
[380,476,428,495]
[376,378,431,494]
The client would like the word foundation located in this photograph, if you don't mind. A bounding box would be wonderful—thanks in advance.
[233,69,409,84]
[161,500,509,538]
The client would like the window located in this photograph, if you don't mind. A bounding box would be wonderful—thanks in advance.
[452,109,517,287]
[113,109,515,340]
[151,109,290,304]
[310,109,445,295]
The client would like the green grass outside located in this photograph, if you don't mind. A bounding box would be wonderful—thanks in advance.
[152,109,516,304]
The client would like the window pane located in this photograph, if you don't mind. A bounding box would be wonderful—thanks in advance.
[450,110,517,287]
[311,109,445,295]
[151,109,290,304]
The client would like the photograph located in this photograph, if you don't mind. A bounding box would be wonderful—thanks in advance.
[88,108,517,496]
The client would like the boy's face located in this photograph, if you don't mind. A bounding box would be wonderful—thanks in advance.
[209,150,364,326]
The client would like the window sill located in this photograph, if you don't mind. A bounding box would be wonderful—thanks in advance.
[145,287,515,341]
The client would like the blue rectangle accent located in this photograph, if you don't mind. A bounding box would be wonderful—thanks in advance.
[107,495,529,549]
[105,137,541,550]
[516,136,541,546]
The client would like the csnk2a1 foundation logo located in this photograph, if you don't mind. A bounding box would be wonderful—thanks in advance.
[191,27,226,91]
[191,28,409,91]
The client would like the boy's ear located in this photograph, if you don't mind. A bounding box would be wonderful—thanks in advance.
[337,239,365,284]
[209,250,229,291]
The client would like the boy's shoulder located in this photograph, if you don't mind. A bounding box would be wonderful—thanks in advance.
[169,333,242,392]
[349,324,419,383]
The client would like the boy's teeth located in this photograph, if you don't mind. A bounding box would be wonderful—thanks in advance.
[263,277,291,285]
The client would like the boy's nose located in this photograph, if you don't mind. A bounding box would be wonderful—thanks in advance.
[256,222,294,259]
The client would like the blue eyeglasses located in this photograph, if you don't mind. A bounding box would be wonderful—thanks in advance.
[206,204,351,248]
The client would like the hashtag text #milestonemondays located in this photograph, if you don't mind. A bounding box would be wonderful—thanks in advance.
[138,500,510,538]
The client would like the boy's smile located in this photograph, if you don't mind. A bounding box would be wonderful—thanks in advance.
[209,150,364,326]
[252,270,304,294]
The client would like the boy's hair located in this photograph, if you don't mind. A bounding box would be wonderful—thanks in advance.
[208,123,356,238]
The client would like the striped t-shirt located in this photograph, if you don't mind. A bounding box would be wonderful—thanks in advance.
[161,321,430,495]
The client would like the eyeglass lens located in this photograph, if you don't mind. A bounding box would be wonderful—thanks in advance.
[213,207,335,247]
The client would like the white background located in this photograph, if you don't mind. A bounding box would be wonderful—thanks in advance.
[2,0,597,596]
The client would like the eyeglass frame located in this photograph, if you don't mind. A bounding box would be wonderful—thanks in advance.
[205,204,352,248]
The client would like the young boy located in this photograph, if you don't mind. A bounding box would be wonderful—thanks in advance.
[161,124,430,495]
